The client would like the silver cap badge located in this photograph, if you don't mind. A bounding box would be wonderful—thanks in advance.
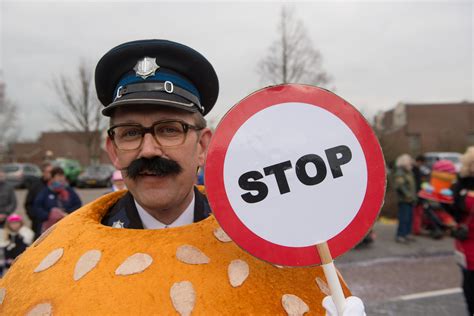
[134,57,159,79]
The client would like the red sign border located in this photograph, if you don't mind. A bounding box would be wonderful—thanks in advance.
[205,84,386,266]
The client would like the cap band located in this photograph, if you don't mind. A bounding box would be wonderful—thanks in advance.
[113,71,200,101]
[114,82,202,112]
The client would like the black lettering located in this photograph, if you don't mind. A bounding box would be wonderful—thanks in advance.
[325,145,352,178]
[238,171,268,203]
[295,154,327,185]
[263,160,293,194]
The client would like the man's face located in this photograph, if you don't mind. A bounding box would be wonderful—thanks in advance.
[43,166,53,181]
[105,107,212,213]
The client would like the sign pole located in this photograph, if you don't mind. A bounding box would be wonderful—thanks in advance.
[316,242,345,315]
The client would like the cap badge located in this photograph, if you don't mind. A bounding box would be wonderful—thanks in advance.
[134,57,159,79]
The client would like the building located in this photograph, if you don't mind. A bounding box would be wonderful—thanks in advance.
[374,101,474,164]
[8,130,110,166]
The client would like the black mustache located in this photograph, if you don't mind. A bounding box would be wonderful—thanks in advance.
[123,157,182,180]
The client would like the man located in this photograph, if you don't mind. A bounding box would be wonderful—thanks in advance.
[0,40,364,315]
[96,39,363,314]
[24,162,53,238]
[0,169,16,228]
[412,154,430,193]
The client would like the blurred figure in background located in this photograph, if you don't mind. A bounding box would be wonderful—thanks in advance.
[452,146,474,315]
[394,154,417,244]
[413,154,430,193]
[0,170,17,229]
[24,162,53,239]
[111,170,127,192]
[32,167,82,233]
[1,214,34,273]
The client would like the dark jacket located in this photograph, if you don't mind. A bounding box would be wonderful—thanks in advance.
[0,182,16,216]
[24,178,48,218]
[102,186,211,228]
[32,186,82,222]
[24,178,48,237]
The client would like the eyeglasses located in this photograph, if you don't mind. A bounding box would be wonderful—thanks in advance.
[107,120,204,151]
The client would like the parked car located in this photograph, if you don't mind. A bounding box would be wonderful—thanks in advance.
[424,152,462,172]
[52,158,82,186]
[77,164,115,188]
[1,163,41,188]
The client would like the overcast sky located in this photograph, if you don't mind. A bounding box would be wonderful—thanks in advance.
[1,0,472,140]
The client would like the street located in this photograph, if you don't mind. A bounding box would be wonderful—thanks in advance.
[13,188,469,315]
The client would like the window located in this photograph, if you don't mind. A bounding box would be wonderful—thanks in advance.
[408,134,420,152]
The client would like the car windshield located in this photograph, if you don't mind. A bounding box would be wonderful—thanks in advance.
[2,165,20,173]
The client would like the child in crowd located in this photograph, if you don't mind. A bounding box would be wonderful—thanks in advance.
[111,170,127,192]
[2,214,34,272]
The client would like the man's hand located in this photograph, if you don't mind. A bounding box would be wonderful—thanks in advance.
[322,296,366,316]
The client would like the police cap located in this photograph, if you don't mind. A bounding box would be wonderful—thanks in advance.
[95,39,219,117]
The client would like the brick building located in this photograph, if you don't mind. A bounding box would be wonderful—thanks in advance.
[8,130,110,166]
[374,101,474,164]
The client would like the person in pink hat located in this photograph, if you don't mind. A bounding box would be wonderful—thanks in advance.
[111,170,127,192]
[1,214,34,273]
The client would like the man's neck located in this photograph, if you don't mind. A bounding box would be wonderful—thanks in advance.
[136,189,195,225]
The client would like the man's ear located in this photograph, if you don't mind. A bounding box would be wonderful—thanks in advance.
[106,137,121,169]
[197,128,212,167]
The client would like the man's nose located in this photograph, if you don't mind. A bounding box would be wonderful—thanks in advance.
[138,133,163,158]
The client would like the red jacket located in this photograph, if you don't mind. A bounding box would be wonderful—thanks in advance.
[453,177,474,270]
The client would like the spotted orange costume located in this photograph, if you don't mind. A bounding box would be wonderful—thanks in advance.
[0,191,350,315]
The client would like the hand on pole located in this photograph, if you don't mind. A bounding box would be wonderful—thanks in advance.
[322,296,366,316]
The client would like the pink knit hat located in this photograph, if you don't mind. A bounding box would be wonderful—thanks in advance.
[432,160,456,174]
[7,214,22,222]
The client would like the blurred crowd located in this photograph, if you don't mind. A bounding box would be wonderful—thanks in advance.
[393,148,474,315]
[0,163,127,276]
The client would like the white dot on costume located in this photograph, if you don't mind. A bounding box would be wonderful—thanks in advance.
[0,288,5,304]
[74,250,102,281]
[26,302,52,316]
[34,248,64,273]
[281,294,309,316]
[315,277,331,296]
[176,245,210,265]
[170,281,196,316]
[213,227,232,243]
[228,259,249,288]
[115,253,153,276]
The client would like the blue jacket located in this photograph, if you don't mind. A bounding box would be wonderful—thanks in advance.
[32,187,82,222]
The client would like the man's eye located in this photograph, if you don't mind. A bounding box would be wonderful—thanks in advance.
[156,125,182,136]
[120,128,141,139]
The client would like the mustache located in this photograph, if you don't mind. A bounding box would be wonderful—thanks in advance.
[123,157,182,180]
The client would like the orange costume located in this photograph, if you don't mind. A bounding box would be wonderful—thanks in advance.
[0,191,350,315]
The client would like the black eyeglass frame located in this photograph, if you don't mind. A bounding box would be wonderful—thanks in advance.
[107,119,204,151]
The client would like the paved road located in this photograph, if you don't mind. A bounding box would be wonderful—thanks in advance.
[13,188,470,315]
[337,222,468,315]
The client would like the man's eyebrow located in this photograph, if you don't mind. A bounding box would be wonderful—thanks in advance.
[111,119,142,125]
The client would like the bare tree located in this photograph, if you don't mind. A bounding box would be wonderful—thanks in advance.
[257,6,331,86]
[52,61,105,164]
[0,98,19,146]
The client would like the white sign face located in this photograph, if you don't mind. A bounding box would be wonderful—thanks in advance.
[223,102,368,247]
